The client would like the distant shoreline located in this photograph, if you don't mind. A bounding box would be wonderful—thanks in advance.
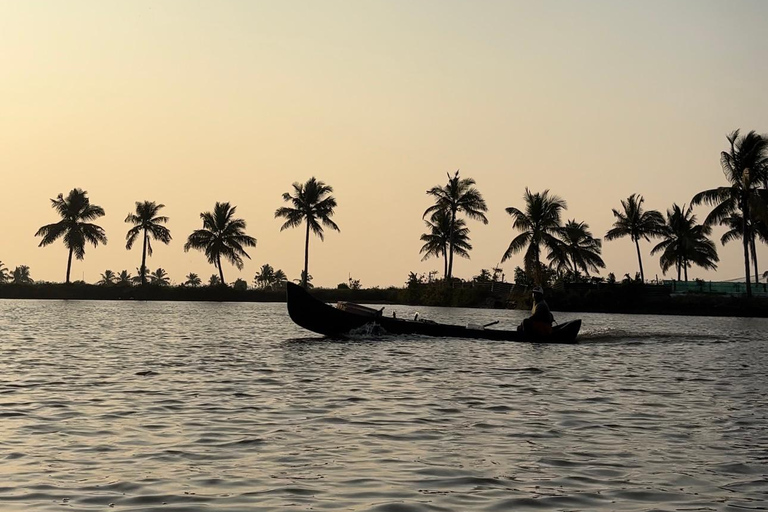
[1,282,767,319]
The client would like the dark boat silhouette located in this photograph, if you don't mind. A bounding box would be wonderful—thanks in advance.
[286,282,581,343]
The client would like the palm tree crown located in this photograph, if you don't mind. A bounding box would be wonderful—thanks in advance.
[651,204,718,281]
[419,209,471,279]
[184,273,202,287]
[254,263,276,290]
[125,201,172,285]
[98,270,116,285]
[549,219,605,276]
[184,202,256,286]
[149,267,170,286]
[275,177,339,287]
[12,265,33,284]
[691,130,768,297]
[423,171,487,280]
[605,193,665,283]
[501,188,566,284]
[0,261,9,283]
[35,188,107,284]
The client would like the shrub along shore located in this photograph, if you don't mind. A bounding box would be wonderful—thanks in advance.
[1,282,766,318]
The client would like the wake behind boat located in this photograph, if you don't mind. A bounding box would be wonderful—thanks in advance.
[286,282,581,343]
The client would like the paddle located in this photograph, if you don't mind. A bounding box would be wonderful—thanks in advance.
[483,320,500,328]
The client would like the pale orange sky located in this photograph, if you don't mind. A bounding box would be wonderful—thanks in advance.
[1,1,767,288]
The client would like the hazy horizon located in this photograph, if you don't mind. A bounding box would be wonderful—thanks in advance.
[2,1,767,288]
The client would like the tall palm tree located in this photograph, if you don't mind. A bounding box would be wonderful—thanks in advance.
[125,201,172,286]
[275,177,339,288]
[549,219,605,276]
[149,267,170,286]
[35,188,107,284]
[254,263,276,290]
[501,189,567,284]
[423,171,488,280]
[116,270,132,286]
[12,265,33,284]
[184,273,202,287]
[651,204,719,281]
[719,210,768,284]
[692,130,768,297]
[0,261,9,283]
[98,270,116,285]
[419,210,471,279]
[605,194,665,283]
[184,202,256,286]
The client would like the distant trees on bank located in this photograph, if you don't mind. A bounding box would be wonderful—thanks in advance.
[3,130,767,293]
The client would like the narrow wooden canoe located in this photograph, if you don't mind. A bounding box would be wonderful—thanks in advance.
[286,282,581,343]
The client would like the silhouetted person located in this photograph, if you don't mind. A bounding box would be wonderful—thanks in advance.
[518,286,554,335]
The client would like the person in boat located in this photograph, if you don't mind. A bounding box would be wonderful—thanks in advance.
[518,286,554,335]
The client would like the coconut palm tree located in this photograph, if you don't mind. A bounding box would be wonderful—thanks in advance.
[125,201,172,286]
[98,270,116,285]
[274,269,288,289]
[605,194,665,283]
[651,204,719,281]
[254,263,275,289]
[549,220,605,276]
[35,188,107,284]
[149,267,170,286]
[185,202,257,286]
[419,210,472,279]
[0,261,9,283]
[116,270,132,286]
[275,177,339,288]
[423,171,488,280]
[208,274,221,287]
[184,273,202,287]
[501,189,567,284]
[719,210,768,284]
[692,130,768,297]
[12,265,33,284]
[294,271,313,289]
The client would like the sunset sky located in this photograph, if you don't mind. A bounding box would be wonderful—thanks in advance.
[2,1,767,288]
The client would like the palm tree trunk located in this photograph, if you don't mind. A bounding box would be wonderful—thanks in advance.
[751,237,758,284]
[684,261,688,282]
[676,262,680,282]
[65,247,73,284]
[303,221,310,288]
[742,199,752,298]
[140,229,148,286]
[217,254,225,286]
[443,246,448,280]
[447,209,456,280]
[634,238,645,283]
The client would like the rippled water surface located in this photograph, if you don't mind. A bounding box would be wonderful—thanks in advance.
[1,299,766,511]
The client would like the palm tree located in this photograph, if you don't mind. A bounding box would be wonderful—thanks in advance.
[419,210,472,279]
[275,177,339,287]
[35,188,107,284]
[274,269,288,289]
[294,271,313,289]
[184,202,257,286]
[254,263,276,290]
[501,189,567,284]
[692,130,768,297]
[184,273,202,287]
[208,274,221,287]
[549,220,605,276]
[718,210,768,284]
[149,267,170,286]
[651,204,719,281]
[0,261,9,283]
[423,171,488,280]
[125,201,172,286]
[605,194,665,283]
[98,270,116,285]
[116,270,132,286]
[12,265,33,284]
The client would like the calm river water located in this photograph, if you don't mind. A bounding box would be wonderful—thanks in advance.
[0,299,766,511]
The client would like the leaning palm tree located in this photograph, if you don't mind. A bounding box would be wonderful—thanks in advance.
[605,194,665,283]
[185,202,257,286]
[0,261,9,283]
[275,177,339,288]
[254,263,276,289]
[423,171,488,280]
[12,265,33,284]
[149,267,170,286]
[651,203,719,281]
[184,273,202,287]
[549,220,605,276]
[125,201,172,286]
[692,130,768,297]
[501,189,567,284]
[419,210,472,279]
[35,188,107,284]
[116,270,132,286]
[98,270,116,285]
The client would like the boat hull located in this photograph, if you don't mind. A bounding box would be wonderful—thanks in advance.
[286,283,581,343]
